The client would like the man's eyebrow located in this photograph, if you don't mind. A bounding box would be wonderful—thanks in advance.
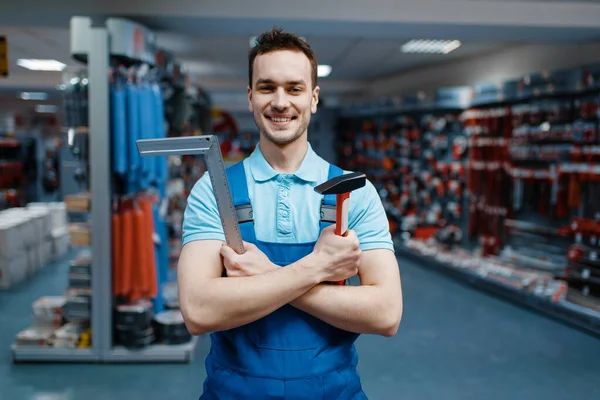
[256,78,274,85]
[255,78,307,86]
[287,80,307,86]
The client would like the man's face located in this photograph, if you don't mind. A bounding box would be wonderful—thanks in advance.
[248,50,319,146]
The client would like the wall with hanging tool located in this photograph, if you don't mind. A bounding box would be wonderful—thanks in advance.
[336,61,600,335]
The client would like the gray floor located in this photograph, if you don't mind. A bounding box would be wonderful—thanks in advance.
[2,253,600,400]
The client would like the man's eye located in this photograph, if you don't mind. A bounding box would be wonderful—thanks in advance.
[290,87,302,93]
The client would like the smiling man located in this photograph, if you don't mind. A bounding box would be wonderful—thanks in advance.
[179,27,403,399]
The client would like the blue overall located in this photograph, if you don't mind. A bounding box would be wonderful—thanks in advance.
[199,161,367,399]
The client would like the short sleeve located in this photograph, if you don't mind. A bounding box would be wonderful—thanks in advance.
[348,179,395,253]
[181,172,226,246]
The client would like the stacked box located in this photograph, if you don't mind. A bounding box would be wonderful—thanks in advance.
[0,203,70,289]
[65,251,92,322]
[15,327,54,347]
[27,202,70,262]
[0,212,30,288]
[32,296,66,331]
[53,322,88,348]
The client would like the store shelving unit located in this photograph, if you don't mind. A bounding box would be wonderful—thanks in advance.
[12,16,197,364]
[395,241,600,337]
[337,64,600,338]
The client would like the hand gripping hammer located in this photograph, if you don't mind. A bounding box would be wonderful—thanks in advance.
[314,171,366,285]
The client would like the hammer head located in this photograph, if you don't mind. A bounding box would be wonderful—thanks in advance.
[314,171,366,195]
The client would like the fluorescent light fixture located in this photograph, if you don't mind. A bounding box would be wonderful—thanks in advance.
[19,92,48,101]
[17,59,66,71]
[318,65,332,78]
[401,40,461,54]
[35,105,58,113]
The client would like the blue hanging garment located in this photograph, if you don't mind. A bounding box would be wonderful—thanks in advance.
[126,78,140,193]
[152,202,166,314]
[152,83,167,196]
[138,82,155,189]
[111,73,128,176]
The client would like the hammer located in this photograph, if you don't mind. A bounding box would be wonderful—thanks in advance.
[314,171,366,285]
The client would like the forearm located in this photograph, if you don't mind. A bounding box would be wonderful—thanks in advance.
[291,284,400,336]
[184,255,321,334]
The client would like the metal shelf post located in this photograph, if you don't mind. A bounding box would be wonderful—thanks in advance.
[88,24,112,360]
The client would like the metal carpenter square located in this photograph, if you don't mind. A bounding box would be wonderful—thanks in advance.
[136,135,245,254]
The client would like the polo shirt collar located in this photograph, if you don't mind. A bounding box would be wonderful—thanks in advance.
[248,142,320,183]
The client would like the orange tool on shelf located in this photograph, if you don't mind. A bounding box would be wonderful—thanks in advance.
[112,202,122,297]
[130,200,149,303]
[139,196,158,298]
[120,202,134,298]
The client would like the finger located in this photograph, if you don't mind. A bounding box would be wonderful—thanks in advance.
[225,268,242,278]
[220,245,237,259]
[243,241,256,250]
[323,224,336,234]
[346,229,358,240]
[223,258,240,272]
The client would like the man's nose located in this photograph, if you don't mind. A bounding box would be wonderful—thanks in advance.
[272,88,290,109]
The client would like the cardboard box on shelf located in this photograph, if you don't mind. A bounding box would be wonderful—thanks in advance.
[27,202,68,231]
[0,218,26,258]
[0,252,28,289]
[64,193,91,213]
[68,223,91,247]
[51,227,71,260]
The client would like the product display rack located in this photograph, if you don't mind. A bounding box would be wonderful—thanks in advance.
[337,88,472,245]
[12,16,197,363]
[395,241,600,337]
[337,64,600,336]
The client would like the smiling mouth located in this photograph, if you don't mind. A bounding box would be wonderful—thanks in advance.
[267,116,296,123]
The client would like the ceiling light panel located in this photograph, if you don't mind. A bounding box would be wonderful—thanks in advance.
[401,40,462,54]
[318,65,332,78]
[19,92,48,100]
[17,59,66,71]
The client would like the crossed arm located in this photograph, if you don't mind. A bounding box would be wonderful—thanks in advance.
[290,248,402,336]
[177,239,403,337]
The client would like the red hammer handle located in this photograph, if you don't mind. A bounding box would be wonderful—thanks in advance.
[336,192,351,237]
[333,192,352,285]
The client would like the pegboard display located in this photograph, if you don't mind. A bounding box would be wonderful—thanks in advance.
[336,65,600,327]
[337,105,469,246]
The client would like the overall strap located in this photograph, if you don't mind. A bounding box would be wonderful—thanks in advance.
[319,163,344,232]
[225,161,256,243]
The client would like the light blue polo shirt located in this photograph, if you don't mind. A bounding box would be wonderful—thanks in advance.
[182,143,394,252]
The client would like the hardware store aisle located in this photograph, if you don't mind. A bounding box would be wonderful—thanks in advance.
[2,254,600,400]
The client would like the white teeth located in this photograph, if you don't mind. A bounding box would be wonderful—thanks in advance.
[270,117,291,122]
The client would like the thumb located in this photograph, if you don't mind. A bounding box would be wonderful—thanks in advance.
[220,244,235,257]
[325,224,338,234]
[243,241,256,250]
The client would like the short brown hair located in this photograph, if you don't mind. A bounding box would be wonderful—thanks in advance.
[248,27,318,89]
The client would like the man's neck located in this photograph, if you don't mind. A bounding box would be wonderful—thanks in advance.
[259,136,308,174]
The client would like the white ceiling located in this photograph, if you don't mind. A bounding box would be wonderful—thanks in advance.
[0,0,599,110]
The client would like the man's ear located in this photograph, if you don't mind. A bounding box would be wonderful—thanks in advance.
[311,86,320,114]
[247,86,253,113]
